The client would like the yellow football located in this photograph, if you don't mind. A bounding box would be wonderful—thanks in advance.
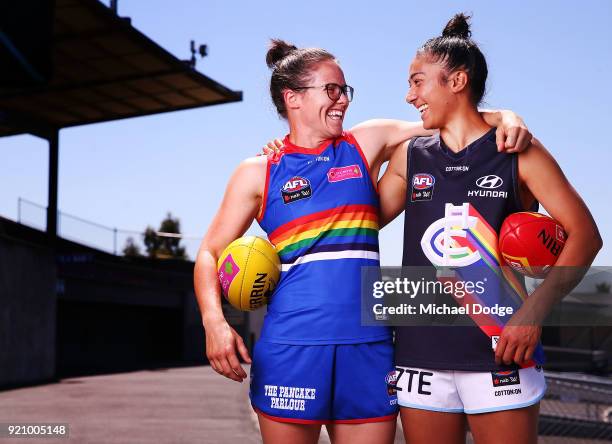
[217,236,280,311]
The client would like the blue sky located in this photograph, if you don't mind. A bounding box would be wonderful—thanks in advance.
[1,0,610,265]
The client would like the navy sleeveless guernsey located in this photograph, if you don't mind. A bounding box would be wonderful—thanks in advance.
[257,131,392,344]
[395,128,544,371]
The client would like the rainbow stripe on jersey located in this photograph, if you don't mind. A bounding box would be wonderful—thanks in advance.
[269,204,379,272]
[424,203,528,336]
[256,132,391,345]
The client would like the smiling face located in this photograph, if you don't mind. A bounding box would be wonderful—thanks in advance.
[290,59,349,139]
[405,54,457,130]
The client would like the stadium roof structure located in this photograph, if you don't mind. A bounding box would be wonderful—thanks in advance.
[0,0,242,239]
[0,0,242,138]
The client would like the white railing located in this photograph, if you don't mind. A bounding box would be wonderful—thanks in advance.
[16,197,201,259]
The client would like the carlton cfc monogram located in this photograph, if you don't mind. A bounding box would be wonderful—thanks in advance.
[420,202,481,267]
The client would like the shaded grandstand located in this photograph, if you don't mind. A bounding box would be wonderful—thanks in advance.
[0,0,245,389]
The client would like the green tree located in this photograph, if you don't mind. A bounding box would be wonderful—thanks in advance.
[143,212,188,260]
[595,282,611,294]
[122,236,142,257]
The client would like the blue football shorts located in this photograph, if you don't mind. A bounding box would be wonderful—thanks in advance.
[249,340,399,424]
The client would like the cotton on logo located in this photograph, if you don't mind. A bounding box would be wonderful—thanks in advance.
[421,203,481,267]
[476,175,503,189]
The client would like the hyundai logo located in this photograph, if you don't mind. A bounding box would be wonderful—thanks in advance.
[476,175,503,189]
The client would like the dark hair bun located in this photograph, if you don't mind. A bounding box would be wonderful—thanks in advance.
[266,39,298,68]
[442,13,472,39]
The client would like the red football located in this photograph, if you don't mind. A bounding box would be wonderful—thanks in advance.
[499,212,566,278]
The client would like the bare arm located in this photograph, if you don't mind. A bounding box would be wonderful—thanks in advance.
[481,109,533,153]
[193,155,266,382]
[378,140,409,227]
[351,119,430,179]
[520,139,602,271]
[495,139,602,366]
[351,110,531,180]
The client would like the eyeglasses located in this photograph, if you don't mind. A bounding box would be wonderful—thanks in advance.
[293,83,354,102]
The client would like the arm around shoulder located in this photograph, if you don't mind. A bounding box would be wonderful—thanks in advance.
[350,119,432,170]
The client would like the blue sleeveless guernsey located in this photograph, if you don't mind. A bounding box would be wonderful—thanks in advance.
[395,128,544,371]
[257,131,392,344]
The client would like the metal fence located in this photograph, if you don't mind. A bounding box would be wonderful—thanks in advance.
[16,197,202,259]
[541,371,612,441]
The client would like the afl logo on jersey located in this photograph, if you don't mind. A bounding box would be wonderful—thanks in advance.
[411,173,435,202]
[281,176,312,204]
[413,173,435,190]
[385,370,398,396]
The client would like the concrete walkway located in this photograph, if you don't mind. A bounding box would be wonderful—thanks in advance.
[0,365,408,444]
[0,366,260,444]
[2,367,591,444]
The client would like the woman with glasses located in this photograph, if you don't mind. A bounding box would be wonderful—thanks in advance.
[193,39,531,444]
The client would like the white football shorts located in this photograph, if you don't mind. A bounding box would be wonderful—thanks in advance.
[395,365,546,414]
